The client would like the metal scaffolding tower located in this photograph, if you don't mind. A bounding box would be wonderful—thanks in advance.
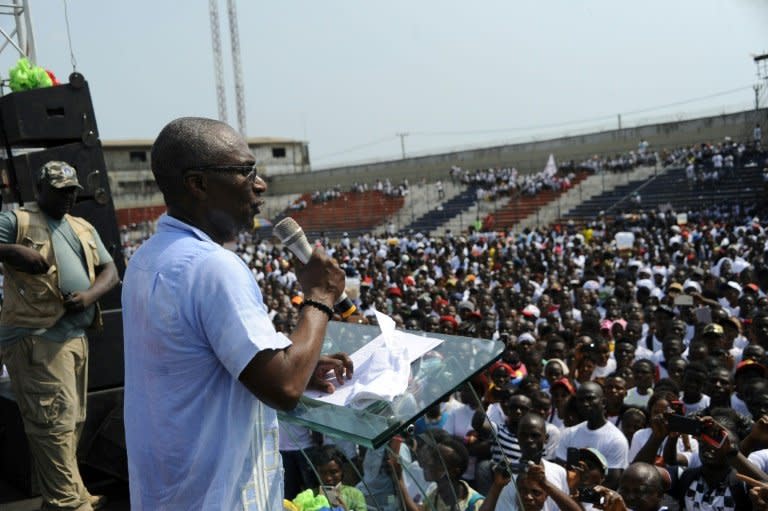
[0,0,36,64]
[208,0,246,136]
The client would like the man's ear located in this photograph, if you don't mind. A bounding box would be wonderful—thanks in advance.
[183,172,208,200]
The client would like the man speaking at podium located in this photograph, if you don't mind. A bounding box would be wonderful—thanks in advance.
[122,117,351,510]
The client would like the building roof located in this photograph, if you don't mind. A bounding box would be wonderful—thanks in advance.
[102,137,306,149]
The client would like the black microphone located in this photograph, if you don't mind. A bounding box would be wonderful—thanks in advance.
[273,217,357,319]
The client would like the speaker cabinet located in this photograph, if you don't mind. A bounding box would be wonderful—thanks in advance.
[0,73,98,147]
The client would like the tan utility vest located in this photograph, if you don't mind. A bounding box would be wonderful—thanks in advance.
[0,204,101,329]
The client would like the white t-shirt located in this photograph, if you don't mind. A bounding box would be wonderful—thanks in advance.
[748,448,768,473]
[496,459,569,511]
[628,427,698,464]
[624,387,653,409]
[487,402,506,425]
[445,403,476,438]
[590,358,617,380]
[555,420,629,469]
[680,393,710,415]
[545,422,561,461]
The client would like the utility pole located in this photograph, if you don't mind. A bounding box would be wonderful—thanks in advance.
[396,132,409,159]
[754,52,768,124]
[617,114,622,130]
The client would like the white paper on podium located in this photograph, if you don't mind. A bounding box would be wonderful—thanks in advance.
[303,309,444,408]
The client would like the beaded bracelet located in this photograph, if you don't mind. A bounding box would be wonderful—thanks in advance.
[301,299,333,321]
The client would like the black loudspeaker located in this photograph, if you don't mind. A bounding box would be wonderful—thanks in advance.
[0,73,98,147]
[7,141,108,203]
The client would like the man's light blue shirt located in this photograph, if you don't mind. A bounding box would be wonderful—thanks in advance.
[122,215,291,510]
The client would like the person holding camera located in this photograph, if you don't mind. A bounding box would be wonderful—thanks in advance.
[480,413,576,511]
[634,410,768,510]
[583,462,667,511]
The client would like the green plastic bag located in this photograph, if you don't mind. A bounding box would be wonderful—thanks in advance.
[9,58,53,92]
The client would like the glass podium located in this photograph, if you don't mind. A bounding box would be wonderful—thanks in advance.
[278,321,504,449]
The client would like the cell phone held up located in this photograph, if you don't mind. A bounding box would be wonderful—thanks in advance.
[666,415,703,436]
[666,415,727,448]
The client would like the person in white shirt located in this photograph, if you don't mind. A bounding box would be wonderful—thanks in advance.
[482,414,579,511]
[555,382,629,489]
[624,359,655,409]
[680,361,711,415]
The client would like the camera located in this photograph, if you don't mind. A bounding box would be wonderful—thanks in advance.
[579,487,605,505]
[491,460,527,477]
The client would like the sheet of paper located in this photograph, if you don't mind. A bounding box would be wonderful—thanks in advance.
[303,310,444,407]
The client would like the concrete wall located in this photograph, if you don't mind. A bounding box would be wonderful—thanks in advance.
[266,108,766,195]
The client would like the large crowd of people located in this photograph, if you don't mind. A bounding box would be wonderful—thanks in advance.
[225,192,768,510]
[102,134,768,509]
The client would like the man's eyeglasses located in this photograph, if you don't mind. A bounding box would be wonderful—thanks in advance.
[182,164,260,182]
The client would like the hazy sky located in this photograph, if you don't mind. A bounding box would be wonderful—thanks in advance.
[4,1,768,167]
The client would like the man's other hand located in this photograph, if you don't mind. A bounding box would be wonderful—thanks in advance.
[7,245,49,274]
[63,290,94,313]
[308,352,354,393]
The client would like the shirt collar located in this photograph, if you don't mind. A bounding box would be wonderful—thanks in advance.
[157,214,216,244]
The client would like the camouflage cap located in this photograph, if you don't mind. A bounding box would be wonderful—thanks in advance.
[38,161,83,189]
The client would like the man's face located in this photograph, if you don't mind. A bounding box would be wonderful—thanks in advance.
[193,130,265,241]
[517,418,546,460]
[682,370,706,397]
[632,363,655,389]
[574,384,604,422]
[604,377,627,406]
[517,476,548,511]
[615,342,635,367]
[667,358,687,385]
[662,339,684,360]
[38,183,78,220]
[618,469,663,511]
[747,392,768,419]
[546,342,566,361]
[705,368,732,402]
[503,395,532,426]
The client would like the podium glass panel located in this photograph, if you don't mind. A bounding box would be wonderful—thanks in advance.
[277,322,504,449]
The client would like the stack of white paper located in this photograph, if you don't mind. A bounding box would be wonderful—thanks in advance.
[303,309,444,408]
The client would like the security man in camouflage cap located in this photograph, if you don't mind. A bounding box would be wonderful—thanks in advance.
[0,161,118,510]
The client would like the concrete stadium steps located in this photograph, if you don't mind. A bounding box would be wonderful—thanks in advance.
[273,190,405,239]
[371,179,464,236]
[520,165,659,228]
[401,185,480,235]
[563,166,764,222]
[486,172,590,229]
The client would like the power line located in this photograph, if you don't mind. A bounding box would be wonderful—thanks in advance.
[313,136,396,161]
[410,85,753,137]
[621,86,752,116]
[312,85,757,163]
